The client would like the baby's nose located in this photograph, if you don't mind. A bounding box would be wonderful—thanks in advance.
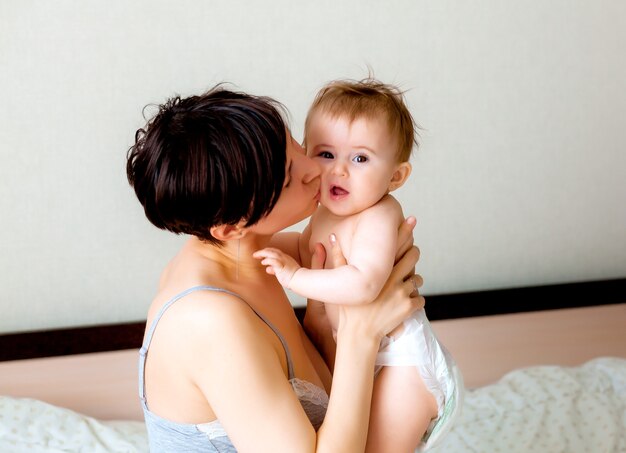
[331,161,347,176]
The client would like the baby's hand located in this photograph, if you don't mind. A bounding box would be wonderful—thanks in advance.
[253,247,301,289]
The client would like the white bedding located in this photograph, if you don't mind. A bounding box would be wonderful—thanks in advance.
[0,398,148,453]
[432,357,626,453]
[1,357,624,453]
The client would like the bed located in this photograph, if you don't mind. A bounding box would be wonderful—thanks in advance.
[1,303,625,452]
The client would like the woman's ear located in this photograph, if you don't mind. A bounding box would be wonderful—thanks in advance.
[210,221,248,241]
[388,162,412,192]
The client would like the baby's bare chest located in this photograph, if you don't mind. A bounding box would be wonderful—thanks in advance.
[308,215,359,266]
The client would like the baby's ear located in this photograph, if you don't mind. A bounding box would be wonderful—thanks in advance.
[388,162,412,192]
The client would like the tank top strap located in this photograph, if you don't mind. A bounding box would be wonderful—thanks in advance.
[139,285,295,405]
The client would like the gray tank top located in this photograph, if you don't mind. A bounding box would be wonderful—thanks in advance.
[138,285,329,452]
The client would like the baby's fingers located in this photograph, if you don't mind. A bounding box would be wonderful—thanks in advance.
[253,247,282,260]
[259,256,282,270]
[264,266,276,276]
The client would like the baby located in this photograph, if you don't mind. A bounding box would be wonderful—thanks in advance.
[255,78,463,452]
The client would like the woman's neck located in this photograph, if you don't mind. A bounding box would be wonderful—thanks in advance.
[185,234,272,281]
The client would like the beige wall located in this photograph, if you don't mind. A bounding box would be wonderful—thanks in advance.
[1,0,625,333]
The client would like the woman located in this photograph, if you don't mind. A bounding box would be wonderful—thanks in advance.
[126,86,424,452]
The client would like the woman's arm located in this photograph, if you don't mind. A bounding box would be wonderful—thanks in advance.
[190,245,422,453]
[189,299,317,452]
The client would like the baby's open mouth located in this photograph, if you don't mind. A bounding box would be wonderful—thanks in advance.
[330,185,349,196]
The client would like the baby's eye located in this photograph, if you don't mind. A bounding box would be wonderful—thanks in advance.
[318,151,334,159]
[353,155,368,163]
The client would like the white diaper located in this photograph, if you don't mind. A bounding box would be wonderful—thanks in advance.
[375,310,464,451]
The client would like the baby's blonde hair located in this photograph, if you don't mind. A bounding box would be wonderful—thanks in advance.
[304,78,419,162]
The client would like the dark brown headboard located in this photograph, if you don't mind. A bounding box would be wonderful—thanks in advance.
[1,278,624,362]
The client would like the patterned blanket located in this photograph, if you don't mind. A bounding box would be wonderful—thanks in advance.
[1,357,624,452]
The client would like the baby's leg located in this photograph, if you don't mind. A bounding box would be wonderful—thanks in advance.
[365,365,438,453]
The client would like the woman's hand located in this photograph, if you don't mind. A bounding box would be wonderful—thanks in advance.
[302,241,338,371]
[395,216,421,299]
[395,216,416,264]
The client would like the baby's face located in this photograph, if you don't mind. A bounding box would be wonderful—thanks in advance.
[306,111,402,217]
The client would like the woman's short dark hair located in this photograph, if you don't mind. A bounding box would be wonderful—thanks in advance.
[126,85,287,245]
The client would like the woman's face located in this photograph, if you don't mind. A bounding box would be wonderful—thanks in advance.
[251,135,321,235]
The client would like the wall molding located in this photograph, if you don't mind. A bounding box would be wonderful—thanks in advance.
[1,278,624,362]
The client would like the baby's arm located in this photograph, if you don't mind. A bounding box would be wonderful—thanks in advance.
[256,197,403,305]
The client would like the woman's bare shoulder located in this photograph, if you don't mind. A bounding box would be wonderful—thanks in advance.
[157,288,262,336]
[145,288,267,357]
[152,288,283,376]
